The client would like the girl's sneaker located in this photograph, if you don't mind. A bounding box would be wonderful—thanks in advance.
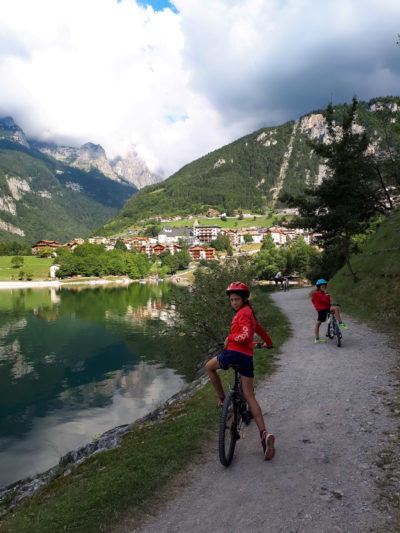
[261,431,275,460]
[339,322,348,330]
[314,338,326,343]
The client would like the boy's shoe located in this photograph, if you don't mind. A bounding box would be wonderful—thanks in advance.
[261,431,275,460]
[339,322,348,330]
[314,338,326,343]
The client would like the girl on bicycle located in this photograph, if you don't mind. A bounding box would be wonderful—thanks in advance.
[205,282,275,460]
[312,278,348,343]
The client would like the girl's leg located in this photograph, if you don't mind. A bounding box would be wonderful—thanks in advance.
[241,376,265,434]
[205,357,225,403]
[242,375,275,460]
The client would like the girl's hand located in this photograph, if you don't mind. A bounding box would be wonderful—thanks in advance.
[223,337,229,350]
[262,342,273,349]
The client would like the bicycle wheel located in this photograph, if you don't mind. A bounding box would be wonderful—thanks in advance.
[219,390,239,466]
[335,322,342,347]
[327,317,334,339]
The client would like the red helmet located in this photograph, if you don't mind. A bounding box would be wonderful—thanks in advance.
[226,281,250,297]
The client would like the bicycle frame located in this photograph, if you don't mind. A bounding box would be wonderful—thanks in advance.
[327,311,342,347]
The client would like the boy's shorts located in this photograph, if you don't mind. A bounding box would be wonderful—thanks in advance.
[217,350,254,378]
[317,307,330,322]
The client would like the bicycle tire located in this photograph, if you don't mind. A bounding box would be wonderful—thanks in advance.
[327,317,334,339]
[335,322,342,347]
[219,390,239,467]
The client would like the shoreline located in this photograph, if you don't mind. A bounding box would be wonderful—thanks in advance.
[0,278,134,290]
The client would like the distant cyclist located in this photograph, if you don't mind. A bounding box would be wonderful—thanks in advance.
[274,268,286,288]
[311,279,348,343]
[205,282,275,460]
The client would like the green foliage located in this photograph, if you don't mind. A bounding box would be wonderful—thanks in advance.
[281,97,399,282]
[37,247,54,258]
[0,240,31,256]
[56,245,151,279]
[11,255,24,268]
[160,250,191,274]
[114,239,128,251]
[169,258,256,353]
[243,233,253,244]
[210,233,231,252]
[328,208,400,335]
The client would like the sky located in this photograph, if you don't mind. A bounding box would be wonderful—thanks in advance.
[0,0,399,178]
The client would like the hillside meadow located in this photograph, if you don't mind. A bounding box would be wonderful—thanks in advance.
[329,209,400,338]
[0,256,53,281]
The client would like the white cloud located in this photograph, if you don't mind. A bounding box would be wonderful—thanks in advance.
[0,0,399,177]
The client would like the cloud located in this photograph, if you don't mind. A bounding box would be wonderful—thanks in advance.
[0,0,399,177]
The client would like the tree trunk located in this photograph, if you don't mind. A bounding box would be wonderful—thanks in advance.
[344,245,358,283]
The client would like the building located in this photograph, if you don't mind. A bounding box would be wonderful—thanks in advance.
[32,240,62,255]
[188,246,216,261]
[64,238,85,251]
[158,226,195,246]
[265,227,287,245]
[193,220,221,243]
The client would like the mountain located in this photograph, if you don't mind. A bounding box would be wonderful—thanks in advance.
[30,140,161,190]
[101,96,400,236]
[0,117,139,244]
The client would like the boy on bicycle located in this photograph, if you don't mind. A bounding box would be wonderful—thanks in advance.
[205,282,275,460]
[312,279,348,343]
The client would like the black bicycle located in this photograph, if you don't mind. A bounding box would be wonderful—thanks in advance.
[326,305,342,347]
[218,342,262,466]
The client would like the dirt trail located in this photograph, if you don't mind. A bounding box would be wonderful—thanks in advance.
[124,288,399,533]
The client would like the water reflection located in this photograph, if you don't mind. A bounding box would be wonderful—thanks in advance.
[0,283,185,487]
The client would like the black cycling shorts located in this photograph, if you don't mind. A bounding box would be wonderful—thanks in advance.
[317,307,330,322]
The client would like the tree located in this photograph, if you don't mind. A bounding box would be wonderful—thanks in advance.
[114,239,128,251]
[280,97,389,283]
[38,247,55,258]
[210,234,232,252]
[243,234,253,244]
[11,256,24,269]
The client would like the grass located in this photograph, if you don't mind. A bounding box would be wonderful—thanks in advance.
[0,257,53,281]
[328,210,400,339]
[0,290,290,533]
[161,216,275,229]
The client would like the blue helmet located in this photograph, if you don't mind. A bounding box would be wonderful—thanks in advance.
[316,278,328,286]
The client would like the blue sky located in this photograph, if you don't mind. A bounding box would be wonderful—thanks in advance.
[0,0,399,177]
[133,0,178,12]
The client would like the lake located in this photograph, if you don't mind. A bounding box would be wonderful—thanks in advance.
[0,282,187,488]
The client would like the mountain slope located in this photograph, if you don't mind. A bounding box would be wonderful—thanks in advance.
[329,208,400,333]
[0,139,136,244]
[101,96,399,235]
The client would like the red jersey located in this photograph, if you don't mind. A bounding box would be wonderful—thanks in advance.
[311,290,331,311]
[227,305,272,356]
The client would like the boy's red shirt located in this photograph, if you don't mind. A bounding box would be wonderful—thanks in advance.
[311,290,331,311]
[227,305,272,356]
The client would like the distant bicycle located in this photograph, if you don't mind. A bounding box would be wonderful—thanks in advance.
[218,342,262,466]
[282,276,289,292]
[326,304,342,347]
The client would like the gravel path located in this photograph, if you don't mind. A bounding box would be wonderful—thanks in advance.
[124,288,399,533]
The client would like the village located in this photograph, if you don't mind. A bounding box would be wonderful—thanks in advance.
[31,212,316,262]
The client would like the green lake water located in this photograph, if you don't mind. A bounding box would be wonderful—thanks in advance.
[0,283,187,488]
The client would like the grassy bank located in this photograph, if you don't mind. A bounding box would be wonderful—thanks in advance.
[0,289,290,533]
[0,257,52,281]
[329,209,400,338]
